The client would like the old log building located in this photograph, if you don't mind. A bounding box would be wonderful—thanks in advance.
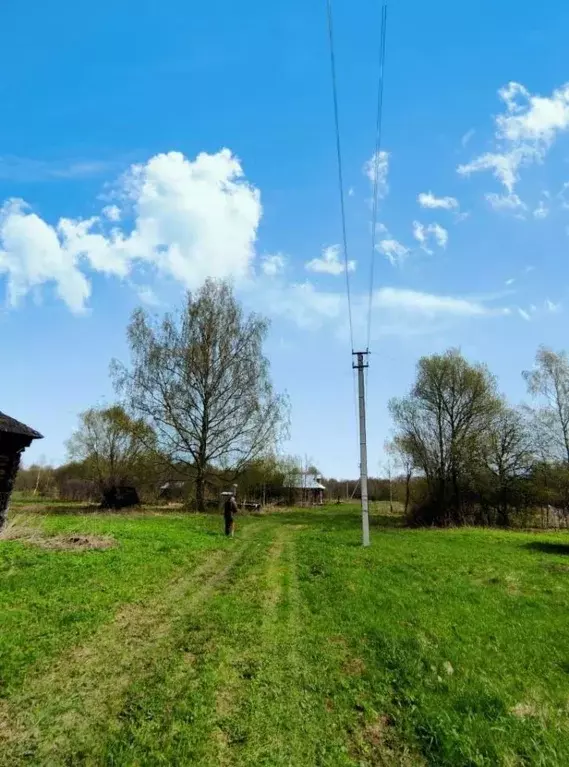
[0,412,43,529]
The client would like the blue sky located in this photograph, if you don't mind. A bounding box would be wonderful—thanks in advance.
[2,0,569,477]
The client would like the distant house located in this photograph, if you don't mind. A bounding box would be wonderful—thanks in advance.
[0,411,43,529]
[283,473,326,506]
[159,481,186,501]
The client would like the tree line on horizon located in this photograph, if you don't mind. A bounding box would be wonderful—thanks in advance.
[14,279,569,527]
[388,345,569,527]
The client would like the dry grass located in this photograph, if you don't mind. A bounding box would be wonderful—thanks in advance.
[0,515,115,550]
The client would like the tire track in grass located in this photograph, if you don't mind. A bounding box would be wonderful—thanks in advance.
[95,521,282,766]
[0,523,262,766]
[212,524,288,766]
[227,527,322,766]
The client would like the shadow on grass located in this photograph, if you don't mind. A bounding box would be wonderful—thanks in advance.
[526,541,569,556]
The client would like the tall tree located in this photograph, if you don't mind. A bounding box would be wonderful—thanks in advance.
[66,405,154,494]
[112,279,288,511]
[386,437,415,515]
[482,406,532,525]
[523,346,569,464]
[389,349,502,524]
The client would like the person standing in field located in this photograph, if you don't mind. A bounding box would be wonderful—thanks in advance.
[224,493,238,537]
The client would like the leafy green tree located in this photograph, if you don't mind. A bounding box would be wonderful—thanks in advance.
[389,349,502,525]
[67,405,155,495]
[482,407,532,525]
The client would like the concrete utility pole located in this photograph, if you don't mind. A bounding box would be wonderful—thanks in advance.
[353,351,370,547]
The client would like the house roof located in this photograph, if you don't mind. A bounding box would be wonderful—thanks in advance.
[0,412,43,440]
[160,481,185,490]
[284,473,326,491]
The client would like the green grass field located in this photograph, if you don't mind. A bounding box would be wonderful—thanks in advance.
[2,503,569,765]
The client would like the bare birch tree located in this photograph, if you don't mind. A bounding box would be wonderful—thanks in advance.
[523,346,569,464]
[111,279,288,511]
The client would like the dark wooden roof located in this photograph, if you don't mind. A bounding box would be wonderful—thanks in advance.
[0,412,43,440]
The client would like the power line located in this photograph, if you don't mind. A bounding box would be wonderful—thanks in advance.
[325,0,354,351]
[366,0,389,352]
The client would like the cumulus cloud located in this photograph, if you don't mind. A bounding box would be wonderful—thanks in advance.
[261,253,287,277]
[363,150,389,197]
[377,238,409,265]
[0,146,513,341]
[0,199,91,312]
[417,191,459,210]
[305,245,355,275]
[458,81,569,194]
[412,221,448,252]
[0,149,262,312]
[102,205,121,222]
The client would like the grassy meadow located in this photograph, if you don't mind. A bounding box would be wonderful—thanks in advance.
[1,501,569,765]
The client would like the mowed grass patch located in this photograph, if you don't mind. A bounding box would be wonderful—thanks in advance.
[0,511,229,696]
[289,506,569,765]
[1,504,569,764]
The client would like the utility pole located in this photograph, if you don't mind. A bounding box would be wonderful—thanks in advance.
[353,351,370,547]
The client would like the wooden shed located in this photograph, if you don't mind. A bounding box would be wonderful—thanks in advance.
[0,411,43,529]
[284,473,326,506]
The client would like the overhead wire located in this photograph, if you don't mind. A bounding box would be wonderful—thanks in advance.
[366,0,389,353]
[325,0,355,352]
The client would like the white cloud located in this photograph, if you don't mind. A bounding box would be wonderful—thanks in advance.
[458,81,569,194]
[485,192,527,212]
[0,199,91,312]
[261,253,286,277]
[417,191,459,210]
[377,238,409,265]
[262,281,506,337]
[412,221,429,252]
[305,245,355,276]
[533,200,549,219]
[0,149,262,312]
[545,299,561,313]
[0,147,513,341]
[348,187,355,197]
[429,223,448,248]
[363,150,389,197]
[518,308,531,321]
[102,205,121,222]
[412,221,448,252]
[375,287,494,317]
[505,278,515,286]
[265,281,345,330]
